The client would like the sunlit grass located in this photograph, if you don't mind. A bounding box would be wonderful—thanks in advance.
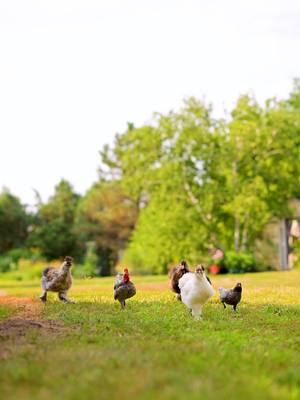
[0,270,300,400]
[0,305,11,321]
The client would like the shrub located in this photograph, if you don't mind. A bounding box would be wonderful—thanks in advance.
[222,251,269,273]
[6,248,31,264]
[82,242,98,277]
[0,248,43,275]
[0,256,12,272]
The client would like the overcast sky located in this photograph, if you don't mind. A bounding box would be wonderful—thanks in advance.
[1,0,300,206]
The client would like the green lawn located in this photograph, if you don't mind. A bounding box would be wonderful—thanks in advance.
[0,271,300,400]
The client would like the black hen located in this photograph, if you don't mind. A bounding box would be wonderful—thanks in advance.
[219,282,242,311]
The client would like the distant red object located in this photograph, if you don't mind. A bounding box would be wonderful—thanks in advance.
[209,264,220,274]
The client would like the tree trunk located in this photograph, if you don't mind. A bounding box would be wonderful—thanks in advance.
[241,216,249,252]
[234,217,240,252]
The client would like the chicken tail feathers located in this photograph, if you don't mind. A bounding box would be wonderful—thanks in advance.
[219,287,228,301]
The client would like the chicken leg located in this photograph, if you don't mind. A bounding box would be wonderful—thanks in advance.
[58,291,75,304]
[191,304,203,320]
[120,300,126,309]
[39,291,47,302]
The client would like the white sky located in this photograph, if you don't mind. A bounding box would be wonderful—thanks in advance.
[1,0,300,206]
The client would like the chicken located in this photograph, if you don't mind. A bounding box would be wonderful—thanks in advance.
[115,272,123,286]
[114,268,136,309]
[169,260,190,300]
[39,256,75,303]
[178,265,215,319]
[219,283,242,311]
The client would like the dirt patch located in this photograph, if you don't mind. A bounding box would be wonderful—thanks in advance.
[0,316,63,339]
[0,295,66,359]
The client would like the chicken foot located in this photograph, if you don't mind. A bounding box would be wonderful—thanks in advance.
[58,291,75,304]
[39,291,47,302]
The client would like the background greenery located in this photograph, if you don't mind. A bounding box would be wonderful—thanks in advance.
[1,80,300,275]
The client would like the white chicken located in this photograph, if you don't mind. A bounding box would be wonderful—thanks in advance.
[178,265,214,319]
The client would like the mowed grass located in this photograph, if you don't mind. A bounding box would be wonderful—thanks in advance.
[0,271,300,400]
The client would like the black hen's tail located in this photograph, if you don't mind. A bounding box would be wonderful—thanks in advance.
[180,260,190,273]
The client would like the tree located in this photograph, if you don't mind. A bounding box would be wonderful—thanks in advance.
[0,188,29,253]
[75,181,138,275]
[219,95,271,251]
[100,122,164,208]
[219,91,300,252]
[121,98,225,272]
[99,84,300,273]
[29,180,80,260]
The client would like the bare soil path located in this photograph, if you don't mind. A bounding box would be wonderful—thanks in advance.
[0,292,64,358]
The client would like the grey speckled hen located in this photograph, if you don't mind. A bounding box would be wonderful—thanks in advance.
[219,282,242,311]
[39,256,75,303]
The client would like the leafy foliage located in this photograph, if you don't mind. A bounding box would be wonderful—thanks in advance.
[0,189,29,253]
[75,181,138,275]
[221,251,266,273]
[1,82,300,274]
[28,180,80,261]
[100,88,300,273]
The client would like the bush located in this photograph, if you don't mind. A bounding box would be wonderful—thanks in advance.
[6,248,31,264]
[0,256,12,272]
[82,242,98,277]
[222,251,269,273]
[0,249,23,272]
[0,258,48,281]
[293,240,300,269]
[0,248,43,274]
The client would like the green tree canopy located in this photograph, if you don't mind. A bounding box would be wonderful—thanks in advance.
[99,86,300,273]
[29,180,80,261]
[75,181,138,275]
[0,188,29,253]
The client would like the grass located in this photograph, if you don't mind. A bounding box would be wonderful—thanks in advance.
[0,305,11,321]
[0,270,300,400]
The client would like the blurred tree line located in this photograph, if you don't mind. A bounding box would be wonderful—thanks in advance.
[1,80,299,275]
